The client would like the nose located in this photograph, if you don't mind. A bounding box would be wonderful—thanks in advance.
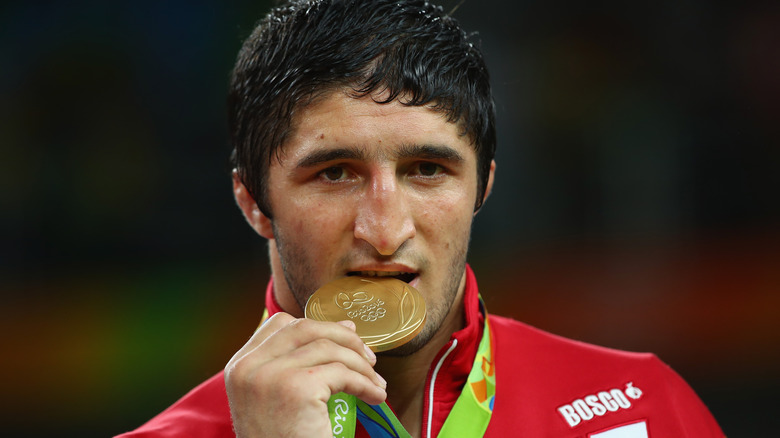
[353,172,416,256]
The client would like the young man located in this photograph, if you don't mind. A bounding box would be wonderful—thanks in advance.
[117,1,723,436]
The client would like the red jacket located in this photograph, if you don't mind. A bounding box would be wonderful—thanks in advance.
[116,266,723,437]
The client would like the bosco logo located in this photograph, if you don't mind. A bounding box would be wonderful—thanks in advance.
[625,382,642,399]
[557,382,643,427]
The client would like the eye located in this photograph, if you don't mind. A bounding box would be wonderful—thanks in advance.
[319,166,348,182]
[415,162,444,177]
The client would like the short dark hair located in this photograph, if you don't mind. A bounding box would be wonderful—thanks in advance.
[228,0,496,216]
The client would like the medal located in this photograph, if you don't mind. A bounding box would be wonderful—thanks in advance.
[305,276,427,352]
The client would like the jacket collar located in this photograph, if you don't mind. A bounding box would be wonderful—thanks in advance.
[422,264,484,437]
[263,277,285,316]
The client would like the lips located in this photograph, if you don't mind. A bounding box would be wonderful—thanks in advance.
[346,270,417,284]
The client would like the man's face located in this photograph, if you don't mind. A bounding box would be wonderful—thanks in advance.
[262,90,489,354]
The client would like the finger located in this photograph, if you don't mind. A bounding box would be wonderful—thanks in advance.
[227,312,296,368]
[336,319,356,331]
[336,319,376,365]
[306,362,388,406]
[260,318,375,364]
[275,337,386,388]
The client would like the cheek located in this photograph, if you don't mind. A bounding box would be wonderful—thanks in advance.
[282,199,353,246]
[414,190,474,243]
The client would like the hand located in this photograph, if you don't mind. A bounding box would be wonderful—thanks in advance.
[224,313,387,438]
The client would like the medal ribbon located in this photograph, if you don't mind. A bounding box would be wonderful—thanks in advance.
[435,299,495,436]
[259,299,496,437]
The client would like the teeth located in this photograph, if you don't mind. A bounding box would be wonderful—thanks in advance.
[357,271,403,277]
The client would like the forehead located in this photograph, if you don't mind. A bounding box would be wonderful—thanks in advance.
[278,90,474,162]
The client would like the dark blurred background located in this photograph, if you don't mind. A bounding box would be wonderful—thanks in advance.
[1,0,778,436]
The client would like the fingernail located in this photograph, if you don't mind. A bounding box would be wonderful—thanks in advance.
[376,372,387,389]
[337,320,356,330]
[364,343,376,362]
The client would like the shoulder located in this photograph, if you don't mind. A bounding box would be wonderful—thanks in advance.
[488,315,662,402]
[486,315,723,437]
[114,372,233,438]
[490,315,658,370]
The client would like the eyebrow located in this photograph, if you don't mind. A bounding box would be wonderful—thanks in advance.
[295,147,368,168]
[294,143,464,169]
[394,143,465,163]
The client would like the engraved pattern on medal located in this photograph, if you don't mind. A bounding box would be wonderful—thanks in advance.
[335,290,386,322]
[307,297,326,321]
[392,286,419,336]
[358,281,423,347]
[335,291,372,309]
[305,277,426,352]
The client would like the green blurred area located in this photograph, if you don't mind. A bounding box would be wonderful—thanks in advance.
[2,0,779,436]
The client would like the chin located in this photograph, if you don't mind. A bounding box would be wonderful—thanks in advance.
[376,323,437,357]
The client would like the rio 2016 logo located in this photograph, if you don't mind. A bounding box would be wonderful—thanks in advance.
[335,291,373,309]
[332,398,349,436]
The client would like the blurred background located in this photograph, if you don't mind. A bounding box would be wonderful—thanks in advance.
[1,0,778,436]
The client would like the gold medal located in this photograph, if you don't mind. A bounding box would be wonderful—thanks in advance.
[305,276,427,352]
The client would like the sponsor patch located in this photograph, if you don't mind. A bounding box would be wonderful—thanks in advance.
[557,382,643,427]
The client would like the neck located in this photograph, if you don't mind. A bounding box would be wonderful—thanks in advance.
[267,240,305,316]
[374,284,466,438]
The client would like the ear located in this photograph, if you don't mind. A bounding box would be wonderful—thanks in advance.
[484,159,496,202]
[232,170,274,239]
[475,160,496,215]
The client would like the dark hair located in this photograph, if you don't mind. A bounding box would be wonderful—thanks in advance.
[228,0,495,216]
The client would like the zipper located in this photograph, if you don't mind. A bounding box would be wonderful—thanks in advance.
[422,339,459,438]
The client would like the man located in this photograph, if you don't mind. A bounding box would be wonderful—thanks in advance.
[117,0,724,436]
